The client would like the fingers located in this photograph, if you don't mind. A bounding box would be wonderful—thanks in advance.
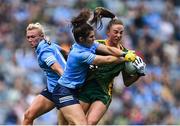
[124,50,137,62]
[124,53,136,62]
[134,58,139,65]
[137,57,142,63]
[131,55,146,76]
[135,56,142,63]
[133,61,138,68]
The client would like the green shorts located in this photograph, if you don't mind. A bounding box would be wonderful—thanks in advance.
[78,63,124,108]
[78,80,112,108]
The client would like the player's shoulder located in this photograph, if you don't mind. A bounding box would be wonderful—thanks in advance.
[39,43,56,55]
[96,39,106,44]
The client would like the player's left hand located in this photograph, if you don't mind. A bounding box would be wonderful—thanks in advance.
[132,56,146,76]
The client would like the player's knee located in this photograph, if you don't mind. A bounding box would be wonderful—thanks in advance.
[87,118,98,125]
[58,118,68,125]
[23,109,34,122]
[79,118,87,125]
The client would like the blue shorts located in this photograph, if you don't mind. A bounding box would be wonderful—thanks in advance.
[40,85,79,109]
[40,87,53,102]
[53,84,79,109]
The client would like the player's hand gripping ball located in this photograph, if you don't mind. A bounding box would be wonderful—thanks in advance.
[125,56,146,76]
[125,62,137,74]
[124,50,136,62]
[132,56,146,76]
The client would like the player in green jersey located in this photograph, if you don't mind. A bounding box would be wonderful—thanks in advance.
[57,8,138,125]
[78,7,146,125]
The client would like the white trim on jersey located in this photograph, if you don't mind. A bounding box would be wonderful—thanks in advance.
[56,48,66,66]
[45,55,56,65]
[84,53,95,64]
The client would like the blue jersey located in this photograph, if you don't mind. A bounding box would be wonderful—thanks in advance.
[35,40,66,92]
[58,42,99,89]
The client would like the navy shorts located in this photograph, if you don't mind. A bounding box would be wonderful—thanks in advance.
[40,87,54,102]
[52,84,79,109]
[40,85,79,109]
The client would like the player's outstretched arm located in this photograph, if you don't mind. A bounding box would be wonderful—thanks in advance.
[92,55,124,65]
[96,43,125,57]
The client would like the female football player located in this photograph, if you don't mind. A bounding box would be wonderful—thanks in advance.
[56,9,136,125]
[78,7,146,125]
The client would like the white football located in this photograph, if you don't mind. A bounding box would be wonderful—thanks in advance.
[124,62,137,74]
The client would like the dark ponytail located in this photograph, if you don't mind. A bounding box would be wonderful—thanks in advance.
[89,7,116,29]
[71,9,93,43]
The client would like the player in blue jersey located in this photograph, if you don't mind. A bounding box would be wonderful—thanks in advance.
[23,23,67,125]
[55,9,137,125]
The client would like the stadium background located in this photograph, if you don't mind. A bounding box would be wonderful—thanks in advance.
[0,0,180,124]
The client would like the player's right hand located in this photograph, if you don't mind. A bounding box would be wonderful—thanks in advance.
[132,56,146,76]
[124,50,136,62]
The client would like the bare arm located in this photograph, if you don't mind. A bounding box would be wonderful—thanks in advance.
[50,62,64,76]
[96,43,125,57]
[92,55,125,65]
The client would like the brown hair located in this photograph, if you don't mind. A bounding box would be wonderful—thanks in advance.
[106,19,124,32]
[71,9,93,43]
[90,7,116,29]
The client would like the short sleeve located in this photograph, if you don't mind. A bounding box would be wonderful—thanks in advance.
[80,51,96,65]
[94,41,100,46]
[40,48,57,67]
[91,41,100,53]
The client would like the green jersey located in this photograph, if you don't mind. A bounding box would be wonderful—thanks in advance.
[88,40,127,95]
[78,40,127,106]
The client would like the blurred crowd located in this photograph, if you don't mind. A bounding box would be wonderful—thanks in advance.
[0,0,180,125]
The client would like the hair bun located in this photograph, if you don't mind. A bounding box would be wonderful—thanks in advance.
[71,9,91,28]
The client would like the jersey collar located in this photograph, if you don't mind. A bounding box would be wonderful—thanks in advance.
[35,39,46,54]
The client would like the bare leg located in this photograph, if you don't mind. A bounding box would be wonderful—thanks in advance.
[60,104,87,125]
[22,94,55,125]
[79,100,90,114]
[58,111,68,125]
[86,101,107,125]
